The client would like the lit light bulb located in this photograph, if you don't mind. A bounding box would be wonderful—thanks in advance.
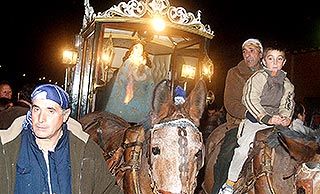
[152,17,165,32]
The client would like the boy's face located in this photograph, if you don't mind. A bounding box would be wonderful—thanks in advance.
[263,50,286,75]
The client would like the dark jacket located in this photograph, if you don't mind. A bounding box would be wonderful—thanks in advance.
[224,60,262,130]
[0,106,29,129]
[0,116,123,194]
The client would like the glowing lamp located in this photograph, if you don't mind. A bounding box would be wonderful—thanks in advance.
[201,54,214,82]
[152,17,165,32]
[62,50,78,66]
[62,49,78,90]
[181,64,196,79]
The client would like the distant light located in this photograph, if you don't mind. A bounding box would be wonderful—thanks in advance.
[0,65,2,68]
[43,77,46,80]
[22,73,26,77]
[39,78,42,80]
[152,16,165,32]
[48,80,52,82]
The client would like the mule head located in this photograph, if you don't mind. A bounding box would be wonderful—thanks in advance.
[148,79,207,194]
[150,79,207,127]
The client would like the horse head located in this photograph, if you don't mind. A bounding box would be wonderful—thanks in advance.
[147,79,207,194]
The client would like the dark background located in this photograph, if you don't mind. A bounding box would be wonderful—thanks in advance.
[0,0,319,106]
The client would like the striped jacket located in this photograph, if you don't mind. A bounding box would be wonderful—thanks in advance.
[242,68,295,124]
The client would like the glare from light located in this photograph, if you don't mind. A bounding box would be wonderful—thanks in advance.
[101,53,111,64]
[202,65,212,77]
[181,64,196,79]
[62,50,78,65]
[152,17,165,32]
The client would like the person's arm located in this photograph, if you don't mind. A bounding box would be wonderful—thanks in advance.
[224,69,247,119]
[242,71,269,123]
[279,78,295,119]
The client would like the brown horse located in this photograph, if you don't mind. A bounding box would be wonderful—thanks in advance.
[201,125,320,194]
[79,79,207,194]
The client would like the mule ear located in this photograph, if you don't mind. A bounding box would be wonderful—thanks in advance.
[183,79,207,127]
[278,130,318,163]
[151,79,173,124]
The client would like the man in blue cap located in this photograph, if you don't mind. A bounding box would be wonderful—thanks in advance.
[0,84,123,194]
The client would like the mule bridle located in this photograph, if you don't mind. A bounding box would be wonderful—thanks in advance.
[178,124,189,182]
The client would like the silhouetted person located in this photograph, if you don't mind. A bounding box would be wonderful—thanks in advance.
[0,84,34,129]
[0,97,13,111]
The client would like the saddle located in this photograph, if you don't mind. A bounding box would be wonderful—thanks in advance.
[234,127,320,194]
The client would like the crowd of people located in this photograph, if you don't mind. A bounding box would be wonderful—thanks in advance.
[0,38,318,194]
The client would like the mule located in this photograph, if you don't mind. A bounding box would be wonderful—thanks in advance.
[201,125,320,194]
[80,79,207,194]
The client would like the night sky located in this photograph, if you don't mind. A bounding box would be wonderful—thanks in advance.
[1,0,319,102]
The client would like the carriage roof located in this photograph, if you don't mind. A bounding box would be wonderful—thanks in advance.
[80,0,214,55]
[82,0,214,37]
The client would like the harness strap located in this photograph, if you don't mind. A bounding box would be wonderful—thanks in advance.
[83,117,105,148]
[122,125,145,194]
[97,125,104,148]
[238,138,276,194]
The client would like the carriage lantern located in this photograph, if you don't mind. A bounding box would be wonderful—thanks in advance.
[62,49,78,90]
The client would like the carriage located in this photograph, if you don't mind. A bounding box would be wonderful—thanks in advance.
[66,0,215,121]
[63,1,215,193]
[64,1,320,194]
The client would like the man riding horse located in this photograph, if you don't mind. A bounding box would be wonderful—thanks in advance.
[204,38,264,194]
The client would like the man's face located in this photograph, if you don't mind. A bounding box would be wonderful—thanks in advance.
[242,44,262,68]
[31,99,70,141]
[0,84,12,99]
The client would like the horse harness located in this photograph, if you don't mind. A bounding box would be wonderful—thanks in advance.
[82,116,107,149]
